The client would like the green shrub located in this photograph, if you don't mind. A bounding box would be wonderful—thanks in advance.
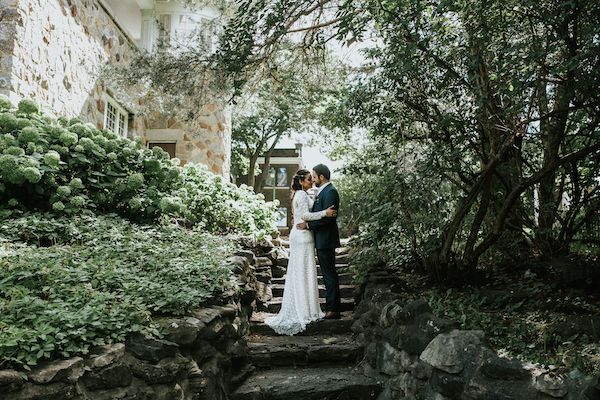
[0,101,279,235]
[0,95,12,111]
[0,213,234,368]
[17,99,39,115]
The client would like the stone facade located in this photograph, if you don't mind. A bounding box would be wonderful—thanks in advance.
[0,0,231,176]
[351,269,600,400]
[145,103,231,175]
[0,237,286,400]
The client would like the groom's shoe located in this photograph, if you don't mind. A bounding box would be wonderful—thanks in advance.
[324,311,341,320]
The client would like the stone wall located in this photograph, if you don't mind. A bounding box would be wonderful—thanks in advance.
[0,236,287,400]
[0,0,137,129]
[352,270,599,400]
[145,103,232,176]
[0,0,231,177]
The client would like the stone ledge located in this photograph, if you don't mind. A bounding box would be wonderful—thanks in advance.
[352,270,598,400]
[0,237,285,400]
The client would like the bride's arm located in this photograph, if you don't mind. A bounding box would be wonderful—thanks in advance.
[297,191,327,221]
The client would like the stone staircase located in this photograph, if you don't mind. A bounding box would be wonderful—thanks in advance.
[231,243,382,400]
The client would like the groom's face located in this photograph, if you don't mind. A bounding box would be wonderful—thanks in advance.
[312,171,322,187]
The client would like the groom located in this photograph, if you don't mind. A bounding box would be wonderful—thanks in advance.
[297,164,341,319]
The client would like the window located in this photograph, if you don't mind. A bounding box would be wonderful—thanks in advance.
[265,167,288,187]
[103,96,129,137]
[158,14,172,45]
[173,15,215,51]
[265,167,276,187]
[276,167,287,187]
[276,208,288,227]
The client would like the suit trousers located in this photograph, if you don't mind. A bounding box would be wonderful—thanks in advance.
[316,248,341,312]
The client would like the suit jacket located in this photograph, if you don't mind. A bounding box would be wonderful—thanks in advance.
[308,183,341,249]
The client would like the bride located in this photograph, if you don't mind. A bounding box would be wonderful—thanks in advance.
[265,169,337,335]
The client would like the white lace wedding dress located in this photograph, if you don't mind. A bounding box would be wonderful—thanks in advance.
[264,190,326,335]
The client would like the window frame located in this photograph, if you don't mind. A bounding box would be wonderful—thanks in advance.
[103,94,129,138]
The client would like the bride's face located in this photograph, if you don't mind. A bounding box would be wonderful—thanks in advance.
[301,174,313,191]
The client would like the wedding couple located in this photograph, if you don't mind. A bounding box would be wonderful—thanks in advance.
[265,164,342,336]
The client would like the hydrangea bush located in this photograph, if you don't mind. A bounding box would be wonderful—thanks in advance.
[0,97,279,235]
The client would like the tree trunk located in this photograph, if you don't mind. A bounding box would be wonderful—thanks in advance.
[535,8,577,258]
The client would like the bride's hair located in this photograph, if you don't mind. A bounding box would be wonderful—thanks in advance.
[291,169,311,193]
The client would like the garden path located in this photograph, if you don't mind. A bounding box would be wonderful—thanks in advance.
[231,241,383,400]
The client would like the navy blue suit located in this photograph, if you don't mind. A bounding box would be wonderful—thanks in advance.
[308,183,341,312]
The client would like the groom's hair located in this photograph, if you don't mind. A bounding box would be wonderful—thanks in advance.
[313,164,331,180]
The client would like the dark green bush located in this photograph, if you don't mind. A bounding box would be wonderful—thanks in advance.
[0,213,234,368]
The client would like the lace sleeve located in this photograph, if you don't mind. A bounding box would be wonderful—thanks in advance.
[295,191,327,221]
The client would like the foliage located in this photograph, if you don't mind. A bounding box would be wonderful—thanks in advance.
[0,213,234,369]
[337,139,457,278]
[232,48,344,190]
[219,0,600,277]
[0,98,279,235]
[426,285,600,377]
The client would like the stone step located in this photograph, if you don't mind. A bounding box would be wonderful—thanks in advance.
[271,283,356,298]
[279,263,350,271]
[264,297,355,314]
[271,272,354,286]
[231,366,382,400]
[317,264,350,273]
[250,312,354,336]
[247,334,363,367]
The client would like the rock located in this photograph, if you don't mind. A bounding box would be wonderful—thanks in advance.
[275,256,289,267]
[28,357,84,384]
[191,305,236,326]
[271,264,287,278]
[480,353,529,381]
[255,237,275,251]
[255,270,272,284]
[197,317,229,341]
[163,317,206,346]
[582,383,600,400]
[125,333,179,362]
[397,299,431,323]
[225,255,250,274]
[535,373,568,398]
[234,249,255,264]
[255,281,273,304]
[463,375,540,400]
[0,369,23,392]
[267,247,288,262]
[420,330,484,374]
[255,256,273,267]
[413,359,433,380]
[388,372,419,398]
[81,362,132,390]
[152,383,184,400]
[430,371,467,398]
[398,313,459,355]
[10,382,77,399]
[191,340,218,362]
[364,342,378,366]
[379,300,403,328]
[187,361,207,393]
[377,342,413,376]
[88,343,125,369]
[231,366,382,400]
[128,354,189,384]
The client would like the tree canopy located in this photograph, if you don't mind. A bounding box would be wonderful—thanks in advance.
[219,0,600,279]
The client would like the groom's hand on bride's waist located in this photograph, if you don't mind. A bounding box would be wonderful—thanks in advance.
[296,222,308,230]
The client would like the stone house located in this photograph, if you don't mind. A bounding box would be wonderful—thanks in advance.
[0,0,231,176]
